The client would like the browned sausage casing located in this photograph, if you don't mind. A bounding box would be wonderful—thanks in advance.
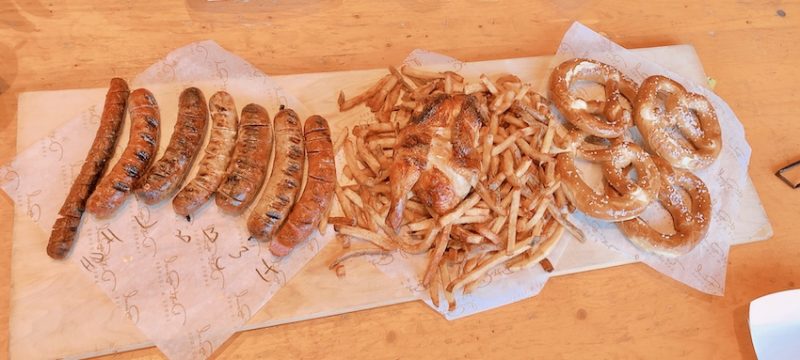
[247,108,305,241]
[47,78,129,259]
[215,103,272,213]
[86,88,160,218]
[270,115,335,256]
[172,91,238,216]
[135,87,208,205]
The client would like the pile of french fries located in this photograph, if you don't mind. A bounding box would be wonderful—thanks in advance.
[327,65,584,311]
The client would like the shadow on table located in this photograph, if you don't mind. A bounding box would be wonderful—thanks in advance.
[733,304,757,359]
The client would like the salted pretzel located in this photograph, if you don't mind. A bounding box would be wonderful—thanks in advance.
[635,75,722,170]
[555,131,661,221]
[614,157,711,257]
[550,58,639,139]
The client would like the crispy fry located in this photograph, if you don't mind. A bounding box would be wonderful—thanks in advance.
[546,201,585,243]
[339,75,391,111]
[329,216,356,227]
[476,225,501,245]
[515,137,554,164]
[380,82,403,121]
[480,74,499,95]
[475,182,506,216]
[354,122,394,136]
[464,82,487,94]
[524,197,550,231]
[507,225,564,271]
[439,193,481,227]
[319,203,332,235]
[335,185,355,219]
[448,238,532,292]
[480,133,493,178]
[356,136,382,174]
[338,225,396,250]
[507,189,521,255]
[329,246,390,269]
[344,139,374,186]
[402,66,446,80]
[399,225,441,254]
[491,127,536,157]
[368,77,399,112]
[541,117,557,154]
[333,127,349,155]
[423,225,452,287]
[390,66,418,92]
[430,264,441,307]
[540,258,554,273]
[439,262,457,311]
[452,215,492,225]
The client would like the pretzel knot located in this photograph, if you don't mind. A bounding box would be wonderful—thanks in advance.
[615,157,711,257]
[550,58,639,139]
[556,133,661,221]
[635,75,722,170]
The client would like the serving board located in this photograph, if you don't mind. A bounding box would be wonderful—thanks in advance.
[9,45,772,359]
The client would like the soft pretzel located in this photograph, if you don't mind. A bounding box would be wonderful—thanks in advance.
[635,75,721,170]
[555,133,660,221]
[615,157,711,257]
[550,58,638,138]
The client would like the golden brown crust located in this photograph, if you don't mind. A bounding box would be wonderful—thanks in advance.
[556,138,660,221]
[86,88,160,219]
[616,157,711,256]
[47,78,129,259]
[386,94,483,230]
[271,115,335,256]
[247,108,305,240]
[550,58,638,138]
[635,75,722,170]
[215,103,273,214]
[136,87,208,205]
[172,91,238,216]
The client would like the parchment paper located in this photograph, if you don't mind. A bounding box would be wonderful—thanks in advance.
[0,41,332,360]
[552,22,752,295]
[350,22,757,319]
[326,49,573,320]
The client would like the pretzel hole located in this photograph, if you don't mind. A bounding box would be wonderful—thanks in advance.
[636,196,676,235]
[569,80,606,115]
[657,90,704,151]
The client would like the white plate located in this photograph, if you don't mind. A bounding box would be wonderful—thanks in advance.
[749,289,800,359]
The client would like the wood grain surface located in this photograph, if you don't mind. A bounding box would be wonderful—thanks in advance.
[1,1,798,359]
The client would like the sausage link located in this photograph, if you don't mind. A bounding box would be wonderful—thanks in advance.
[215,103,272,213]
[47,78,129,259]
[86,88,160,218]
[247,109,305,241]
[270,115,335,256]
[172,91,238,216]
[135,87,208,204]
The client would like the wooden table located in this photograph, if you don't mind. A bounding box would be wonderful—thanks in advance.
[0,1,797,358]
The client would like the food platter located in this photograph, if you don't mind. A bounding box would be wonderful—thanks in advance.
[6,43,771,359]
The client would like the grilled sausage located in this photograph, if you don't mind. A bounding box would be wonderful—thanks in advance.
[47,78,129,259]
[86,88,160,218]
[247,108,305,241]
[270,115,335,256]
[135,87,208,204]
[215,103,272,213]
[172,91,238,216]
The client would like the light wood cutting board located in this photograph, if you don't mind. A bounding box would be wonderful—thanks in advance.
[9,45,772,359]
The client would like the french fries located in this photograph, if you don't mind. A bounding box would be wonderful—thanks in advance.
[329,65,583,312]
